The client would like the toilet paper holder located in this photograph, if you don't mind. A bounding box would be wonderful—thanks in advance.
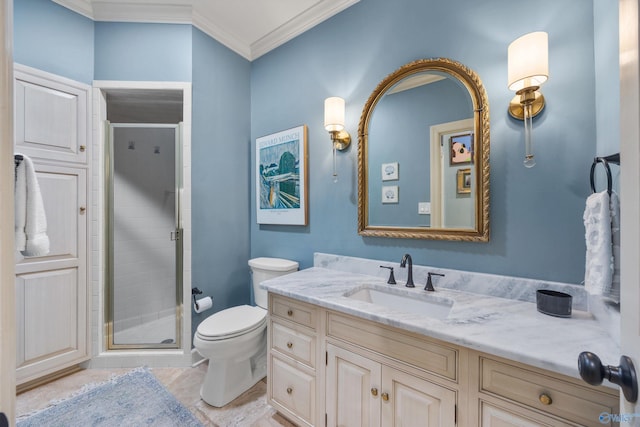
[192,287,203,308]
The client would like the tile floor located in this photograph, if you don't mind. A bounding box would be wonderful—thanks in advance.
[16,363,296,427]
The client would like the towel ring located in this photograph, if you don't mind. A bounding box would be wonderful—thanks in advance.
[590,158,613,195]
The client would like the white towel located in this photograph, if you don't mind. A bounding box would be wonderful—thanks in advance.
[609,191,621,302]
[583,190,616,299]
[14,154,50,257]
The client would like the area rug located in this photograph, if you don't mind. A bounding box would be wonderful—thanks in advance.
[17,367,203,427]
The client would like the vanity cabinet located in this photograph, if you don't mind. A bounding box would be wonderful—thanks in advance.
[326,343,456,426]
[267,294,619,427]
[268,295,320,427]
[472,353,620,427]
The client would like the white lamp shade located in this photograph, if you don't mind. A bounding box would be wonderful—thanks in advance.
[324,97,345,132]
[508,31,549,91]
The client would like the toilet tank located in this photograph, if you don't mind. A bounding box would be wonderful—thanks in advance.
[248,257,299,309]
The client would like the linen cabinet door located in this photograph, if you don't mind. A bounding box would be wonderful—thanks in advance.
[326,343,382,427]
[381,365,457,427]
[15,164,88,386]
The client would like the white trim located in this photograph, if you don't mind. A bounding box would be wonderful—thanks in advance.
[53,0,360,61]
[90,80,192,368]
[249,0,360,60]
[619,0,640,414]
[0,0,15,420]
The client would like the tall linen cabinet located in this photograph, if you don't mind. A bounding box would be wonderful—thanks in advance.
[13,64,92,389]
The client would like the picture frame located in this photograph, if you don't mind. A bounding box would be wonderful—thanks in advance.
[457,168,472,194]
[381,162,399,181]
[382,185,399,204]
[449,132,474,166]
[256,125,308,225]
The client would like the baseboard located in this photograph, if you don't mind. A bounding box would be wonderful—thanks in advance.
[191,348,206,367]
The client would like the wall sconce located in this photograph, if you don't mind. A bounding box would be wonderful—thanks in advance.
[324,96,351,181]
[508,31,549,168]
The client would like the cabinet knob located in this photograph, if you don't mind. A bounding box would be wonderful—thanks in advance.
[286,387,293,395]
[381,392,389,402]
[79,206,86,214]
[538,394,552,405]
[371,388,378,397]
[286,342,293,349]
[287,309,293,316]
[79,145,86,152]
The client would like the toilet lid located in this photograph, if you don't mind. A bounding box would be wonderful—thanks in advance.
[196,305,266,340]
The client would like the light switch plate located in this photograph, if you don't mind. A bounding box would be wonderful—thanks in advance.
[418,202,431,214]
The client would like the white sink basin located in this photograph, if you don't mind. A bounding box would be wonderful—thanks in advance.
[346,287,453,319]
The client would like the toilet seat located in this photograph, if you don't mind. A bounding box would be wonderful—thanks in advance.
[196,305,266,341]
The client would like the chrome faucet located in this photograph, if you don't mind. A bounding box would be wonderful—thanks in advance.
[400,254,415,288]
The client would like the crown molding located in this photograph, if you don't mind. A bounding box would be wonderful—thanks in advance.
[191,8,251,60]
[53,0,360,61]
[250,0,359,60]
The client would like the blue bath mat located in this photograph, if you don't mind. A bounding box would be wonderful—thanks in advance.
[17,367,203,427]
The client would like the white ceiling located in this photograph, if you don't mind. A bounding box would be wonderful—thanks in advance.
[53,0,359,60]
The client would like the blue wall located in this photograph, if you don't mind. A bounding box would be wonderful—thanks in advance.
[14,0,94,84]
[94,22,192,82]
[250,0,611,284]
[190,27,251,333]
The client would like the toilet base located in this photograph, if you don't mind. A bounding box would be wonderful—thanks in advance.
[200,345,267,407]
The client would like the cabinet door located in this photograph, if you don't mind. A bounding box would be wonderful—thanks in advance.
[381,365,457,427]
[15,164,88,385]
[14,65,90,164]
[326,343,382,427]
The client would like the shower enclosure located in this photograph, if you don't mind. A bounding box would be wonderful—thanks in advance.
[106,123,183,349]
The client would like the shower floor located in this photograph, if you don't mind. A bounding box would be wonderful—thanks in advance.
[114,314,177,345]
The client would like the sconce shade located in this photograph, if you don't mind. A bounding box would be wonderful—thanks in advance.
[508,31,549,91]
[324,97,345,132]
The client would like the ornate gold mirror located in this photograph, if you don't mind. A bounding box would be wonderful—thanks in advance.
[358,58,490,241]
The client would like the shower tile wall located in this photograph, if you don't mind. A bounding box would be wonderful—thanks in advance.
[113,127,177,341]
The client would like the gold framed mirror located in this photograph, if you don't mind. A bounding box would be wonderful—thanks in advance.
[358,58,490,241]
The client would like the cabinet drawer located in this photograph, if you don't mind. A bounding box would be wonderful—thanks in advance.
[270,355,316,426]
[327,312,457,381]
[271,320,316,368]
[480,356,618,426]
[271,295,317,329]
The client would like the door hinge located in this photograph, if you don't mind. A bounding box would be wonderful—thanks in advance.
[326,351,328,366]
[170,230,181,241]
[325,413,327,427]
[455,404,457,424]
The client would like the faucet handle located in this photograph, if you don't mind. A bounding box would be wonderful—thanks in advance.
[379,266,397,285]
[425,272,445,291]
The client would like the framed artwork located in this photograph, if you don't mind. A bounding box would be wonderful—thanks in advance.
[457,168,472,194]
[449,133,473,166]
[381,162,399,181]
[382,186,399,204]
[256,125,308,225]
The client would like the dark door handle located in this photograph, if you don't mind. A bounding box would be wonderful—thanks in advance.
[0,412,8,427]
[578,351,638,403]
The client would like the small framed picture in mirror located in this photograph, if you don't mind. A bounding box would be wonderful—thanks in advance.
[381,162,399,181]
[450,133,473,165]
[382,186,399,203]
[457,168,472,194]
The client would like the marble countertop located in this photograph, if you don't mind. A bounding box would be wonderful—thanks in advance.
[261,267,619,386]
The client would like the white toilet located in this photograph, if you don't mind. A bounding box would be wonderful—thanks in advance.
[193,257,298,407]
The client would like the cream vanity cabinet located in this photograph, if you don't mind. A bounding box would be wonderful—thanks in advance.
[268,294,619,427]
[13,64,91,389]
[268,295,320,426]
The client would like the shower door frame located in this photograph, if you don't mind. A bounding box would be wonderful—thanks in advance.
[105,123,183,350]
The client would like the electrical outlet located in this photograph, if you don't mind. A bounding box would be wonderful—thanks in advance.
[418,202,431,215]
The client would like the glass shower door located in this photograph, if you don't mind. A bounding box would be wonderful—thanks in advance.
[107,123,182,349]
